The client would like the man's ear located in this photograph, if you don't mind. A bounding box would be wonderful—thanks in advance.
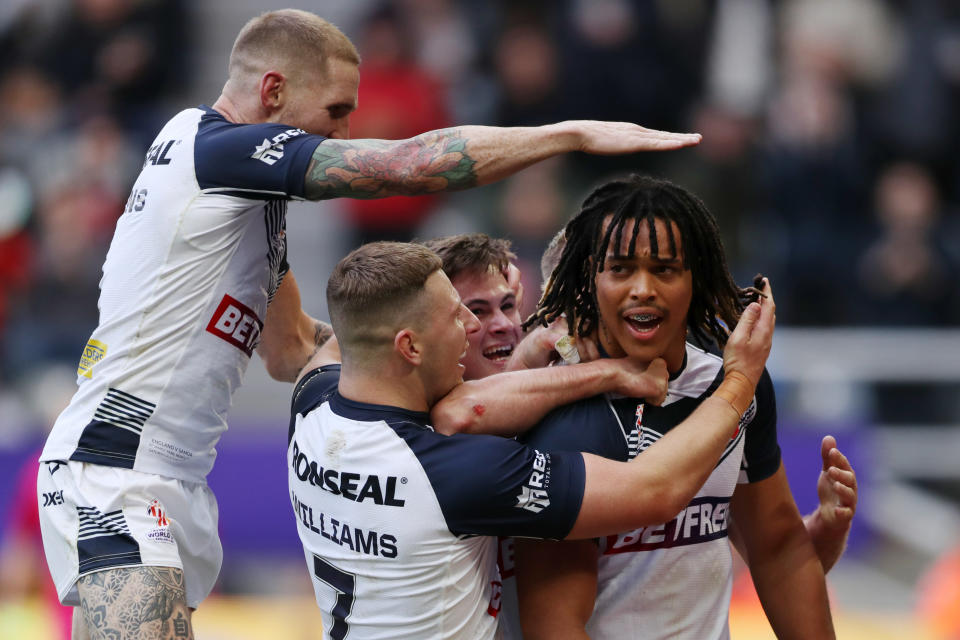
[259,71,285,111]
[395,328,422,366]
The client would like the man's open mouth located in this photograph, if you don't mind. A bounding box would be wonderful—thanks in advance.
[482,344,515,362]
[625,312,663,334]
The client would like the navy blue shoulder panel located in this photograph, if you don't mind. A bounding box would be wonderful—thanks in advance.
[288,365,342,443]
[741,368,781,482]
[520,395,628,461]
[391,425,585,540]
[194,106,324,200]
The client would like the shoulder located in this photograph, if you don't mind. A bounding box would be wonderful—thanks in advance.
[521,395,623,458]
[192,107,326,198]
[291,365,341,418]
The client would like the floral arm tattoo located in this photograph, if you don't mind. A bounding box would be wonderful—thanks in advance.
[304,128,477,200]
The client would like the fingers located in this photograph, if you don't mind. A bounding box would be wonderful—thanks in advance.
[578,333,602,363]
[828,466,858,497]
[830,506,855,526]
[820,435,837,470]
[752,277,775,344]
[577,121,702,154]
[731,302,761,343]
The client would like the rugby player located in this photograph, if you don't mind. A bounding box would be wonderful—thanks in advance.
[36,9,704,639]
[287,240,775,638]
[515,174,836,639]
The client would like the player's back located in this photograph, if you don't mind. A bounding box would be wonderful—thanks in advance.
[288,364,587,639]
[289,391,501,640]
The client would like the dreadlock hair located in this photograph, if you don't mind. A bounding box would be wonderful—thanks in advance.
[525,174,747,349]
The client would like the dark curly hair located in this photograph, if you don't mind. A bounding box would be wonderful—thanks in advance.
[525,174,749,349]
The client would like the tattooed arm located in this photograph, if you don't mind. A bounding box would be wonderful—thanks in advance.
[304,123,701,200]
[257,270,334,383]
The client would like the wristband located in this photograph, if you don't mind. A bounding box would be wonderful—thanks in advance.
[714,370,754,417]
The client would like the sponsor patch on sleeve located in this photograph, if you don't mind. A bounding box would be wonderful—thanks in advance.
[78,339,107,378]
[206,294,263,356]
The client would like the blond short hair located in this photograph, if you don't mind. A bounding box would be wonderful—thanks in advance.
[327,242,443,365]
[228,9,359,84]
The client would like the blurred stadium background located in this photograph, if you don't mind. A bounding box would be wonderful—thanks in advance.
[1,0,959,638]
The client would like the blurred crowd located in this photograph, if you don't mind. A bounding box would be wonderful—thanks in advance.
[1,0,960,384]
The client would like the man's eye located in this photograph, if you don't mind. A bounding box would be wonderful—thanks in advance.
[470,308,486,318]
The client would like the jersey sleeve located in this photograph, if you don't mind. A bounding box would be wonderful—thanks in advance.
[405,428,586,540]
[194,111,324,199]
[288,365,342,443]
[520,396,628,461]
[739,368,781,483]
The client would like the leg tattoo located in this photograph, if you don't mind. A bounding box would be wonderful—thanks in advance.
[77,567,194,639]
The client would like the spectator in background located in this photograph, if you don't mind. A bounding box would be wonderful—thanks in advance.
[0,164,33,380]
[757,22,868,325]
[853,161,960,325]
[495,159,567,319]
[35,0,190,145]
[492,19,563,127]
[341,3,453,245]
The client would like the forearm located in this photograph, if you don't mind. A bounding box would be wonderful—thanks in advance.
[514,539,597,640]
[804,508,849,573]
[571,395,743,538]
[749,527,835,639]
[304,124,576,200]
[431,359,634,436]
[259,313,333,382]
[258,273,333,382]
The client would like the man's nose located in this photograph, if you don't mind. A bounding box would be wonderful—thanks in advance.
[328,118,350,140]
[461,305,480,334]
[629,271,657,301]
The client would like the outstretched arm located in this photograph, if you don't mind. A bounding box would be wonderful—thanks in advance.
[431,358,668,436]
[804,435,858,572]
[257,271,334,382]
[304,123,700,200]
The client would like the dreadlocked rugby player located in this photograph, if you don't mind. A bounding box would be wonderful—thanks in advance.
[511,174,836,639]
[426,230,856,640]
[286,240,775,639]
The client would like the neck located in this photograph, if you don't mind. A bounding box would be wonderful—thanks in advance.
[337,366,431,413]
[211,92,258,125]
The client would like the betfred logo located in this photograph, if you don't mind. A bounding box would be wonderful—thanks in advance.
[206,294,263,356]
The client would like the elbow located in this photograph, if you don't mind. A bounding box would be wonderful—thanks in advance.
[638,478,696,526]
[430,402,475,435]
[257,341,301,383]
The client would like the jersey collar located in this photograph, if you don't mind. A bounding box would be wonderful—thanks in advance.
[330,391,432,428]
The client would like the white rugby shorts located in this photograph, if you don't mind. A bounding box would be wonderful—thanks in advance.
[37,460,222,608]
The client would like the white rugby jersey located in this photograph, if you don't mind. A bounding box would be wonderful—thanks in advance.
[288,366,586,640]
[507,342,781,640]
[41,106,324,482]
